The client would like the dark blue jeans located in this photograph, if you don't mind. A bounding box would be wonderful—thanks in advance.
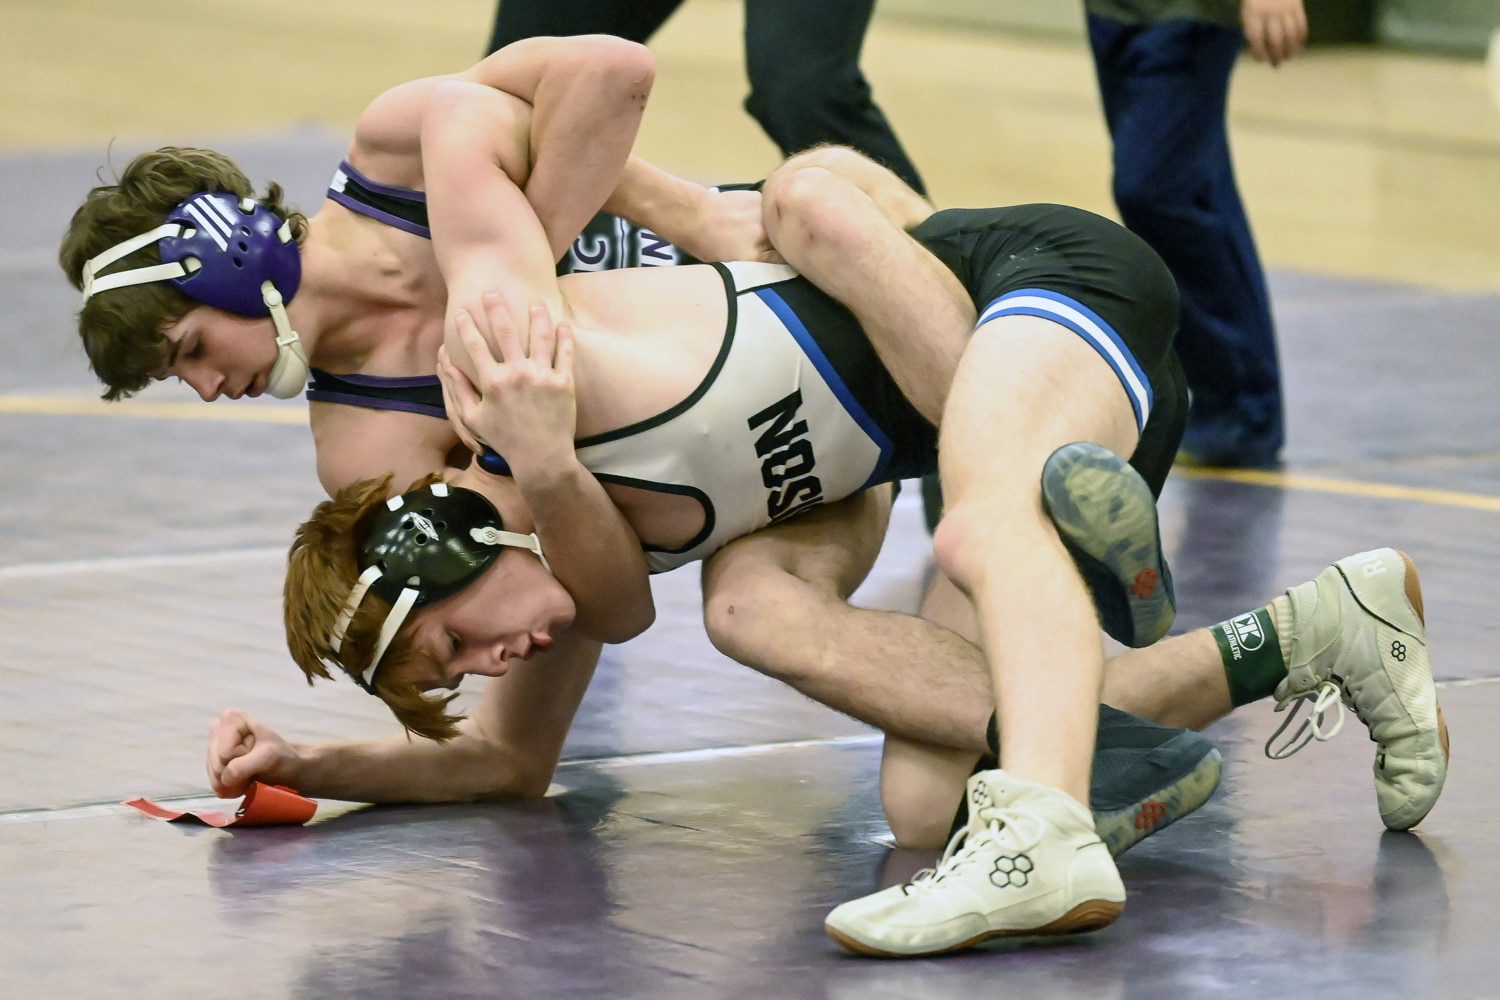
[1088,15,1284,455]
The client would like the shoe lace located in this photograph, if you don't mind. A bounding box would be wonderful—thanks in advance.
[903,807,1046,894]
[1265,680,1346,760]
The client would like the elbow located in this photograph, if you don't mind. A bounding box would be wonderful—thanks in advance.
[618,598,657,642]
[570,36,655,105]
[585,597,656,645]
[589,36,655,86]
[619,586,658,640]
[420,81,500,156]
[462,738,558,802]
[424,79,478,124]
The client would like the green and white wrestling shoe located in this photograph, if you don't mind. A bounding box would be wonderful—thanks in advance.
[1041,442,1175,648]
[827,770,1126,957]
[1268,548,1449,830]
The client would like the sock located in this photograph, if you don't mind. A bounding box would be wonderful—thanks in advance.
[1210,603,1287,706]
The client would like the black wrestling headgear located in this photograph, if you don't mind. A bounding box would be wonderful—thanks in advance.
[328,481,549,692]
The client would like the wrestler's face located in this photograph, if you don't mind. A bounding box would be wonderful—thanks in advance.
[158,306,279,401]
[394,550,577,689]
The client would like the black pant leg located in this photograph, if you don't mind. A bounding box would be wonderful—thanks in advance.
[488,0,686,51]
[742,0,926,195]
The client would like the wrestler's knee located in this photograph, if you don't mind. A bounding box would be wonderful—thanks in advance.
[761,162,861,252]
[880,741,974,850]
[701,565,752,659]
[930,501,995,598]
[701,562,792,665]
[885,798,957,851]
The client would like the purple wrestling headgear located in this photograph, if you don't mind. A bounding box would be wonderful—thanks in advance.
[81,193,310,398]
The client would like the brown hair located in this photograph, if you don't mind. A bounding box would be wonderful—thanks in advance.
[58,147,309,400]
[284,471,464,741]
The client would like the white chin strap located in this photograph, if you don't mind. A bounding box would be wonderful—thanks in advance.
[328,518,550,693]
[261,281,310,398]
[81,208,308,398]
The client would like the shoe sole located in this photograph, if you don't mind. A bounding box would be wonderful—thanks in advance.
[1041,442,1175,648]
[1094,745,1223,857]
[826,898,1126,958]
[1384,550,1449,830]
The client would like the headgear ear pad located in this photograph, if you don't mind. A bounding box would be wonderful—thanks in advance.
[331,481,550,694]
[360,484,507,607]
[158,192,301,315]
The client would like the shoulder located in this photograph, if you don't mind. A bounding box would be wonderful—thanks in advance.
[348,76,533,191]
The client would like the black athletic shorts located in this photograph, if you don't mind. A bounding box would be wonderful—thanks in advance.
[910,204,1187,496]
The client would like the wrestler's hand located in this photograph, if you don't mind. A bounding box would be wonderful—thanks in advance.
[438,292,578,483]
[207,708,299,799]
[436,343,486,460]
[1243,0,1307,67]
[682,188,784,264]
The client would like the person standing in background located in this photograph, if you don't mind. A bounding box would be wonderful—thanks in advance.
[1086,0,1306,468]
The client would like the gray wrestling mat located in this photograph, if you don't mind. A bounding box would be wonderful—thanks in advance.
[2,135,1497,998]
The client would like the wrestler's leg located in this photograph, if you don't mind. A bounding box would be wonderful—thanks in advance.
[703,489,1229,852]
[1105,631,1232,730]
[701,486,992,754]
[934,315,1138,801]
[824,317,1144,957]
[876,570,983,849]
[700,486,990,849]
[761,154,971,425]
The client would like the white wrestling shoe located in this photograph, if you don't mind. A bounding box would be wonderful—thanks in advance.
[1268,548,1449,830]
[826,770,1126,957]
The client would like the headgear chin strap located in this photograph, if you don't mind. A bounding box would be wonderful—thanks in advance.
[328,482,550,694]
[81,192,309,398]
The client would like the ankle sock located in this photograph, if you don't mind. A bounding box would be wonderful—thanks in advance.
[1210,603,1288,706]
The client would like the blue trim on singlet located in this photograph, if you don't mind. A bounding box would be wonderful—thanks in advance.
[977,288,1153,432]
[753,287,893,489]
[327,161,432,240]
[305,368,447,420]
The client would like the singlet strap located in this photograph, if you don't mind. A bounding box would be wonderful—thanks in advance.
[327,161,431,239]
[306,368,446,420]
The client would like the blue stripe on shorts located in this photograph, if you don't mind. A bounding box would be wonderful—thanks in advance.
[976,288,1152,432]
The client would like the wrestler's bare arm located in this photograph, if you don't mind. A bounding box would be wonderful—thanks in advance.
[351,38,766,268]
[207,632,601,803]
[351,35,654,263]
[606,157,779,263]
[373,47,656,639]
[440,299,655,642]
